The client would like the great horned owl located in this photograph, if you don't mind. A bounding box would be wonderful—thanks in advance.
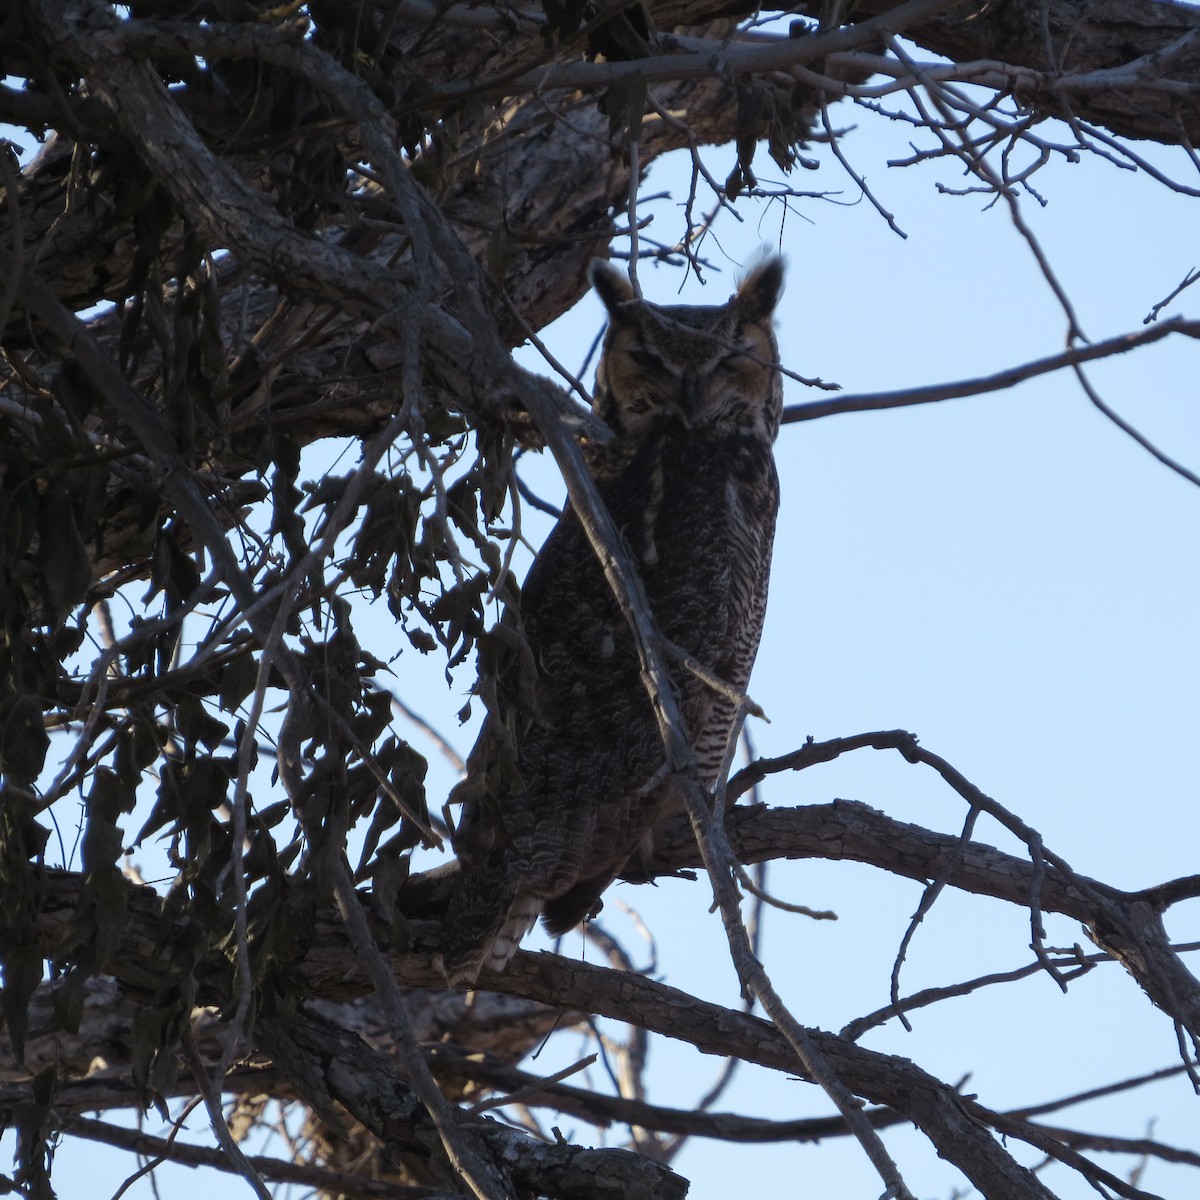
[440,257,784,985]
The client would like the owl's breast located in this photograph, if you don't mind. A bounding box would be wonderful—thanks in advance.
[655,431,778,549]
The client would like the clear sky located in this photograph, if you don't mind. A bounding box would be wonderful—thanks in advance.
[8,58,1200,1200]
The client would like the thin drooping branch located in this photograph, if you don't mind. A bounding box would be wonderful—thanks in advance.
[1073,359,1200,488]
[180,1028,272,1200]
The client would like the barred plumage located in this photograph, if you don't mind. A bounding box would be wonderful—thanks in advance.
[440,258,784,984]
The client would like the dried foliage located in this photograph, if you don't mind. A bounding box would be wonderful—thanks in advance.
[2,1,1200,1198]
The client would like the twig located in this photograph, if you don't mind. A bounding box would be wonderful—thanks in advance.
[390,692,466,774]
[585,924,656,1150]
[1145,266,1200,323]
[664,640,765,720]
[501,290,594,408]
[1008,1061,1200,1123]
[628,134,642,297]
[217,608,284,1081]
[889,802,982,1029]
[727,729,916,799]
[514,464,565,518]
[468,1053,598,1115]
[107,1098,203,1200]
[732,860,837,920]
[1073,361,1200,489]
[181,1027,271,1200]
[819,99,907,238]
[843,946,1098,1040]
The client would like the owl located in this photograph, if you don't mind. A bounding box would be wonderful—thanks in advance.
[440,257,784,985]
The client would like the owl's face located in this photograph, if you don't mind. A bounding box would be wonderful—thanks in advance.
[590,258,784,445]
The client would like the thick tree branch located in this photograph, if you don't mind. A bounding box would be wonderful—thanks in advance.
[840,0,1200,146]
[256,1006,689,1200]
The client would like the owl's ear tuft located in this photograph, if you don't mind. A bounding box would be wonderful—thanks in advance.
[590,259,637,317]
[735,256,784,321]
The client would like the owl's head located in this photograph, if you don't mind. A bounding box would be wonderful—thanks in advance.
[589,258,784,444]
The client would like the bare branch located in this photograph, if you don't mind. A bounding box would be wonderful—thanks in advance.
[781,318,1200,424]
[181,1027,272,1200]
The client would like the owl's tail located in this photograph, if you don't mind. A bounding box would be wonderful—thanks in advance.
[540,876,606,937]
[439,857,540,986]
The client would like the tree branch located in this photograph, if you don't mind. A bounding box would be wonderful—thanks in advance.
[781,318,1200,424]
